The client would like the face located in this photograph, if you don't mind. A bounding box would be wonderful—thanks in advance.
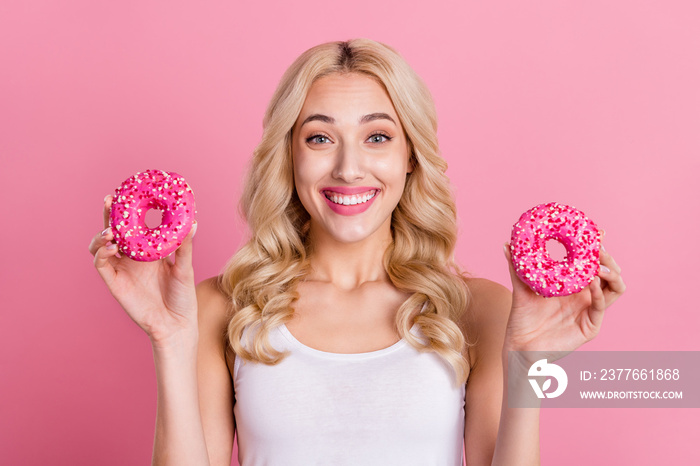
[291,72,413,245]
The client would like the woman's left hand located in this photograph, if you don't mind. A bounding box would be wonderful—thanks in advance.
[502,234,626,360]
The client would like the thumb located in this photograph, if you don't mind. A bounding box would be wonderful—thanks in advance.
[503,242,532,296]
[174,220,197,268]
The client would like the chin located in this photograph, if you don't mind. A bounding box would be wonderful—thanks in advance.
[329,229,374,244]
[313,219,380,245]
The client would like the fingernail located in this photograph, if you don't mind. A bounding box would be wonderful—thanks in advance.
[601,243,606,252]
[101,228,110,236]
[600,265,611,273]
[192,221,198,238]
[104,195,110,203]
[503,243,509,256]
[106,243,117,250]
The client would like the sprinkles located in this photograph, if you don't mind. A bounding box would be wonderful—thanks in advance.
[509,202,601,297]
[109,169,197,262]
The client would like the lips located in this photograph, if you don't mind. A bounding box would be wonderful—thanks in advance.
[319,186,380,195]
[323,189,377,205]
[320,187,380,215]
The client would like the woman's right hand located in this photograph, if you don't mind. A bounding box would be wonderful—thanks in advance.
[88,195,199,347]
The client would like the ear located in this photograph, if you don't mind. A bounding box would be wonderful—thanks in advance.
[407,152,416,174]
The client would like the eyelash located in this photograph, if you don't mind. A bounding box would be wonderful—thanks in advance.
[367,132,392,144]
[305,132,393,145]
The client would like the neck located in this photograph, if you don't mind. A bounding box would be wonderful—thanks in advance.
[305,219,393,290]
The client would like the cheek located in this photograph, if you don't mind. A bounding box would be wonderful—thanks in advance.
[374,159,409,187]
[292,155,324,207]
[293,155,317,186]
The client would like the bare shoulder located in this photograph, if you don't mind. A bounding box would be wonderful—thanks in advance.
[196,276,232,358]
[195,276,237,463]
[460,278,513,463]
[462,277,513,372]
[196,276,231,317]
[196,276,229,306]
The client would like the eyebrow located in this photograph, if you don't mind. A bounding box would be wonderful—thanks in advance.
[300,112,397,128]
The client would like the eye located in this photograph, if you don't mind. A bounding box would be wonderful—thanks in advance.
[367,132,392,144]
[306,134,332,145]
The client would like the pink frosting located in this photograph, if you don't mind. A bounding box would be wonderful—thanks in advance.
[509,202,600,297]
[109,169,196,262]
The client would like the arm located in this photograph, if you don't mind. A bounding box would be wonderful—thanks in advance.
[195,277,236,465]
[463,278,535,466]
[90,197,235,464]
[463,240,626,466]
[151,277,234,465]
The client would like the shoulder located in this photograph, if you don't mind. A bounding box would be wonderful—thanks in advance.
[196,276,230,314]
[461,277,512,372]
[196,276,229,305]
[459,278,512,463]
[195,277,237,460]
[196,276,232,357]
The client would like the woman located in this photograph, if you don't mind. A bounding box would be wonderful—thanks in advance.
[88,38,625,465]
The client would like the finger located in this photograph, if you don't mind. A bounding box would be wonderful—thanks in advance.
[103,194,113,229]
[598,266,626,305]
[598,262,610,291]
[88,227,114,256]
[503,242,533,296]
[164,251,175,268]
[588,276,606,330]
[600,245,622,274]
[173,221,197,274]
[94,243,118,286]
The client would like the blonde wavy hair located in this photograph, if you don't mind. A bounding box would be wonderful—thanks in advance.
[219,38,473,385]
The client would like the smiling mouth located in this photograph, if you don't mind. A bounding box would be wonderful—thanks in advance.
[322,189,378,206]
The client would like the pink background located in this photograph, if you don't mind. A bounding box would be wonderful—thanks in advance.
[1,1,698,464]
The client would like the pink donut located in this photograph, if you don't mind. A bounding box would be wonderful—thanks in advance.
[509,202,601,297]
[109,169,196,262]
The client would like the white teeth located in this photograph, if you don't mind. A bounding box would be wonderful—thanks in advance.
[325,190,377,206]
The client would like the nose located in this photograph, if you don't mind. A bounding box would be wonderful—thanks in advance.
[331,141,365,183]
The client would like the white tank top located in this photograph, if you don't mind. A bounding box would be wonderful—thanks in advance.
[233,319,466,466]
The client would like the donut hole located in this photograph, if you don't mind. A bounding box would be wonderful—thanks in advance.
[144,208,164,229]
[545,238,568,261]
